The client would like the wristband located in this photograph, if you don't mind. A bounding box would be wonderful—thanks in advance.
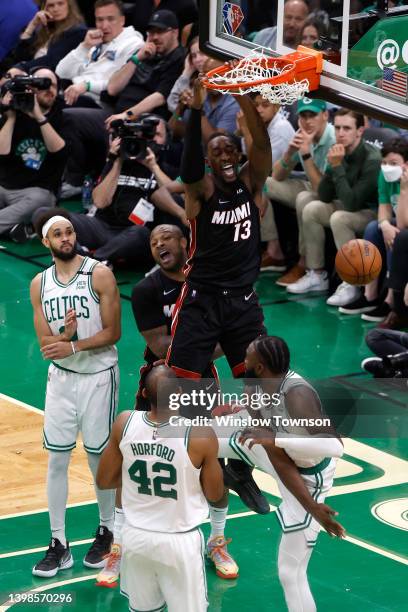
[71,341,76,355]
[378,219,390,226]
[126,109,134,119]
[37,118,49,126]
[280,158,290,170]
[301,152,312,161]
[86,81,91,92]
[108,152,119,161]
[130,54,141,66]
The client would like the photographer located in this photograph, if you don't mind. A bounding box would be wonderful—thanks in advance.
[0,67,67,238]
[54,115,187,267]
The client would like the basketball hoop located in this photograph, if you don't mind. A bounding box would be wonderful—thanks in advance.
[201,46,323,105]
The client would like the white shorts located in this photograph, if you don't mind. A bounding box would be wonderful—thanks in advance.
[214,412,336,545]
[43,363,119,454]
[120,524,208,612]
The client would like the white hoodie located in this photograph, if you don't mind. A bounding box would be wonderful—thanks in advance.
[56,26,143,103]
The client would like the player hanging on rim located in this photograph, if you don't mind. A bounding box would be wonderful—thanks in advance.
[166,79,273,556]
[30,208,121,578]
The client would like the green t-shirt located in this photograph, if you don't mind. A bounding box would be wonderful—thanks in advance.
[378,169,401,211]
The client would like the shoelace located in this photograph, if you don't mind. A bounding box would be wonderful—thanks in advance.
[210,538,233,561]
[103,550,121,571]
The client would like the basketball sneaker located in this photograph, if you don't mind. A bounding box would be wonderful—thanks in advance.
[207,536,239,579]
[326,282,360,306]
[96,543,121,588]
[32,538,73,578]
[286,270,329,294]
[83,526,113,568]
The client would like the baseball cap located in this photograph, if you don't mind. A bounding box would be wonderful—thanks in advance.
[147,9,179,30]
[297,98,327,114]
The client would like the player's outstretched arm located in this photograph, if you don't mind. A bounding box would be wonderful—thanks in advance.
[96,411,131,489]
[236,94,272,193]
[189,426,226,504]
[180,79,212,220]
[74,265,121,353]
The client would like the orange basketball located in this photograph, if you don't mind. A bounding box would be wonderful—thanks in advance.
[335,239,382,285]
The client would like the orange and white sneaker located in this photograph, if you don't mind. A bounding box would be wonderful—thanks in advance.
[95,543,121,588]
[207,536,239,580]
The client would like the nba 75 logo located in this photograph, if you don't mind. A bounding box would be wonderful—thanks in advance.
[76,280,87,290]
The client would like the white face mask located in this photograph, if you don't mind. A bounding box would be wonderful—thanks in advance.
[382,164,403,183]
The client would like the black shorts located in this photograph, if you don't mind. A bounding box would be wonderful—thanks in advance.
[167,282,266,378]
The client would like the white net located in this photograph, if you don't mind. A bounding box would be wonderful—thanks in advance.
[204,48,310,105]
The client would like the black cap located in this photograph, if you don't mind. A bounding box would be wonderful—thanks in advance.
[147,9,179,30]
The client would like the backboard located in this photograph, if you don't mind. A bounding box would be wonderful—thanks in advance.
[199,0,408,127]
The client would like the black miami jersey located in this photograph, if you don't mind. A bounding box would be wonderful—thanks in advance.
[132,269,183,364]
[185,180,261,289]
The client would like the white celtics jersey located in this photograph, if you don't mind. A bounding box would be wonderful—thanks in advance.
[40,257,117,373]
[259,370,327,469]
[120,412,208,533]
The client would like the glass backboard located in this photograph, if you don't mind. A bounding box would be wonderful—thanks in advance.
[199,0,408,127]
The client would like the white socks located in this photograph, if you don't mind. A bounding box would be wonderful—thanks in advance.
[209,505,228,539]
[47,451,71,548]
[87,452,115,532]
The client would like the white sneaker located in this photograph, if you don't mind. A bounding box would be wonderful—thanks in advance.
[286,270,329,294]
[326,282,360,307]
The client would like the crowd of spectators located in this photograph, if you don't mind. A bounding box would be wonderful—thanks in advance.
[0,0,407,374]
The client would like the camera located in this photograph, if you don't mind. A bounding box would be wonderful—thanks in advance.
[110,115,160,161]
[1,76,52,113]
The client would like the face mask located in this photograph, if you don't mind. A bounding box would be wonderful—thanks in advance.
[382,164,403,183]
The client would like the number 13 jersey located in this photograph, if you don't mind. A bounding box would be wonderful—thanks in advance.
[120,412,208,533]
[185,180,261,288]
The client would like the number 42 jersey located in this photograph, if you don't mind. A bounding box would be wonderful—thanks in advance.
[120,412,208,533]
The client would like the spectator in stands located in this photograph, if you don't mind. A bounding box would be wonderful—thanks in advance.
[0,67,67,240]
[57,0,144,197]
[261,98,335,275]
[128,0,198,44]
[35,115,187,267]
[339,138,408,321]
[253,0,309,49]
[298,17,327,48]
[167,58,240,144]
[106,9,184,121]
[8,0,87,73]
[167,35,207,114]
[287,108,381,301]
[0,0,37,64]
[56,0,143,108]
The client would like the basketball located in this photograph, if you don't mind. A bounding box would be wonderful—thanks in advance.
[335,239,382,285]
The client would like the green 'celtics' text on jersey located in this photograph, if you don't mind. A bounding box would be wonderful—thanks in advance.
[40,257,117,373]
[120,412,208,533]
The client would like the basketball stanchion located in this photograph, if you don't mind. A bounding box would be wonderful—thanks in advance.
[201,45,323,104]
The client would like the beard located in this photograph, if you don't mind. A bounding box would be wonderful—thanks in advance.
[50,244,77,261]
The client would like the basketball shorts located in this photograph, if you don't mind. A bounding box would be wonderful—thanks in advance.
[43,363,119,454]
[214,410,337,546]
[167,283,266,378]
[120,524,208,612]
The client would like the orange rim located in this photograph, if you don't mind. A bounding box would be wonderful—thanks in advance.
[202,57,296,91]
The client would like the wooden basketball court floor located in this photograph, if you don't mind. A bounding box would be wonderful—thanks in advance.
[0,236,407,611]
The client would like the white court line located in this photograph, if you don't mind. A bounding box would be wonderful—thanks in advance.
[0,575,97,611]
[0,509,263,560]
[343,534,408,566]
[0,500,97,521]
[0,393,44,416]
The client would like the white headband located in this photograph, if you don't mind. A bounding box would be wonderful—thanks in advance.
[42,215,71,238]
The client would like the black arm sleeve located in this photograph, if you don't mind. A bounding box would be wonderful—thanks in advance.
[180,108,205,184]
[131,278,166,332]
